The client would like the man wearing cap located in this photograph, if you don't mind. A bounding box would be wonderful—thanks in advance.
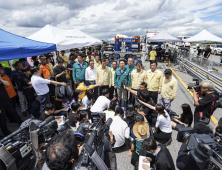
[54,58,72,102]
[0,64,22,123]
[96,59,111,97]
[39,55,51,79]
[149,47,157,61]
[159,69,178,112]
[110,108,129,151]
[114,59,131,111]
[130,62,146,105]
[20,66,36,117]
[0,66,23,136]
[73,53,88,86]
[0,64,17,108]
[86,51,94,63]
[10,61,28,116]
[146,61,163,104]
[59,50,69,67]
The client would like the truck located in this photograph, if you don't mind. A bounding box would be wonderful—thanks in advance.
[176,36,191,47]
[103,36,145,63]
[210,44,222,55]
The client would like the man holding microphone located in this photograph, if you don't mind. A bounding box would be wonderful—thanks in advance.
[114,59,131,111]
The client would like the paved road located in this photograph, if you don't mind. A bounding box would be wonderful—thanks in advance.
[0,61,221,170]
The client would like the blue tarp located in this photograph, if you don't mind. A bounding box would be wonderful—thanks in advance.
[0,29,56,62]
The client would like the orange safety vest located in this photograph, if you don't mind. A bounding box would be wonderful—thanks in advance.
[39,64,51,79]
[2,74,17,98]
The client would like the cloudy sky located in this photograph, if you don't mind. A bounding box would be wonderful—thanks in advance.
[1,0,222,40]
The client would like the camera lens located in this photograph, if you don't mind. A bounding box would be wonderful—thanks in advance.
[182,132,191,143]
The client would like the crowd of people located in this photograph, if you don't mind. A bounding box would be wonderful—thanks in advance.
[0,45,221,170]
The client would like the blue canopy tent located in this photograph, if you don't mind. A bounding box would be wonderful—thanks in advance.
[0,28,56,62]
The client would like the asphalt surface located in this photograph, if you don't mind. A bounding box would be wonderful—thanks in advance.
[1,60,221,170]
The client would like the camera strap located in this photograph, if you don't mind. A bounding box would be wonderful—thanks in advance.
[0,146,16,170]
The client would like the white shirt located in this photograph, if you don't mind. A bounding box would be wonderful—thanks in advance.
[154,107,172,133]
[85,67,97,81]
[165,47,169,53]
[90,96,110,112]
[110,116,130,148]
[31,75,50,95]
[81,95,93,109]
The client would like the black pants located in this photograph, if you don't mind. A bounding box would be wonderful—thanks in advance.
[149,91,158,104]
[99,85,109,96]
[153,128,171,141]
[0,103,23,136]
[157,52,161,60]
[129,88,138,104]
[25,94,35,114]
[109,86,117,100]
[10,96,17,109]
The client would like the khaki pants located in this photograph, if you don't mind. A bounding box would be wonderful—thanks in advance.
[117,88,127,101]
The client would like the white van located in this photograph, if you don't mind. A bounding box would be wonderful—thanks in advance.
[176,36,191,47]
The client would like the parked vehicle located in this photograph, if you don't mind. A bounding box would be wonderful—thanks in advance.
[210,44,222,55]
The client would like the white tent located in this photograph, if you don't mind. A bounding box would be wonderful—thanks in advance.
[28,25,102,51]
[147,30,180,42]
[184,29,222,42]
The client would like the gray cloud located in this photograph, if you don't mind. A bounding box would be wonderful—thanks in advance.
[0,0,222,41]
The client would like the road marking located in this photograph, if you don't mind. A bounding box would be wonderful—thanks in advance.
[169,66,218,125]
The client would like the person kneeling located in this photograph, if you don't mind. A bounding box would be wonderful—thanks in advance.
[138,100,172,145]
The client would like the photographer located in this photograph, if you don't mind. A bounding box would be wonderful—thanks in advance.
[137,90,157,126]
[190,80,219,125]
[176,122,213,170]
[42,129,79,170]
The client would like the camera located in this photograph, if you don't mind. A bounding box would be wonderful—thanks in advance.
[177,127,222,170]
[0,116,58,170]
[73,113,114,170]
[187,78,200,92]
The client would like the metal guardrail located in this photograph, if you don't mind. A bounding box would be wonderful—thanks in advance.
[176,56,222,92]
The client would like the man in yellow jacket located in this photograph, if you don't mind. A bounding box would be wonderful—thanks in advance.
[130,62,146,104]
[109,60,118,100]
[76,81,101,101]
[149,47,157,61]
[159,69,178,112]
[94,54,101,68]
[59,50,69,67]
[96,59,111,98]
[146,61,163,104]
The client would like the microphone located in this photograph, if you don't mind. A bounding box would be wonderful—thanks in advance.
[122,79,126,89]
[38,116,55,129]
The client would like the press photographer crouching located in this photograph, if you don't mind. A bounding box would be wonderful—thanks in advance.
[190,80,220,125]
[176,122,213,170]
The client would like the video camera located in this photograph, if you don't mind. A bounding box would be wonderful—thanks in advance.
[177,127,222,170]
[73,113,113,170]
[0,116,58,170]
[187,78,200,92]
